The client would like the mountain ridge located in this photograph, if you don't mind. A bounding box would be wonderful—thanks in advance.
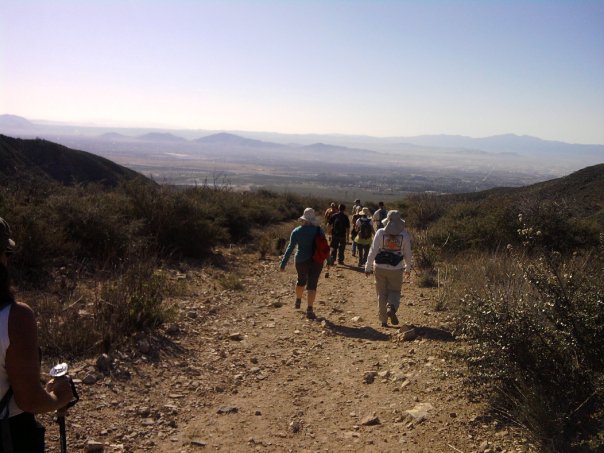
[0,134,152,187]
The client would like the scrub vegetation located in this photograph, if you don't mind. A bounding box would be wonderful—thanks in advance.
[2,131,602,450]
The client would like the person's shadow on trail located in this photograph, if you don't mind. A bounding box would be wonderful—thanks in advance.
[399,325,455,342]
[333,263,365,273]
[320,319,390,341]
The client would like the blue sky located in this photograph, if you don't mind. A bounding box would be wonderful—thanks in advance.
[1,0,603,144]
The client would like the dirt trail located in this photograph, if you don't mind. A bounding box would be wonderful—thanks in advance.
[40,245,535,453]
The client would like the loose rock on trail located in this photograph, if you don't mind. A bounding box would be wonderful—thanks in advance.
[40,245,536,452]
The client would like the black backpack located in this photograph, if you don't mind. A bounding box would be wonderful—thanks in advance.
[358,218,373,239]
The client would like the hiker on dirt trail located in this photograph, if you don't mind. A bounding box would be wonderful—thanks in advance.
[350,206,362,258]
[324,203,337,226]
[372,201,388,232]
[364,210,413,328]
[327,204,350,265]
[0,217,75,452]
[354,207,374,267]
[279,208,325,320]
[352,199,361,215]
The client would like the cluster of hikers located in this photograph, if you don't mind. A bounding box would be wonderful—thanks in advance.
[279,199,413,327]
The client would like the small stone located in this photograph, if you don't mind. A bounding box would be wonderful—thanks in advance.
[166,324,180,335]
[191,439,208,447]
[229,332,244,341]
[360,415,381,426]
[405,402,434,422]
[363,371,377,384]
[289,420,302,433]
[351,316,363,322]
[96,354,112,375]
[82,374,98,385]
[217,406,238,414]
[86,440,105,452]
[400,328,418,341]
[137,338,151,354]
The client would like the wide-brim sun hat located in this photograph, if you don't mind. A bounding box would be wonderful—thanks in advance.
[0,217,15,253]
[361,207,371,217]
[299,208,319,226]
[382,210,405,235]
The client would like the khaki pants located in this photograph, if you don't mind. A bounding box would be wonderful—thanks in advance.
[374,267,403,323]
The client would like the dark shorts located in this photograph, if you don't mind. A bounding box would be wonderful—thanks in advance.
[1,412,45,453]
[295,259,324,291]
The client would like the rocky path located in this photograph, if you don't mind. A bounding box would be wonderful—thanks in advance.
[39,245,536,453]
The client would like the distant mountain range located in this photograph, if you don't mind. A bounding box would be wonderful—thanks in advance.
[1,114,602,189]
[1,132,602,209]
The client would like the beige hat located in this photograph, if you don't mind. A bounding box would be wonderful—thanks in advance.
[0,217,15,253]
[382,210,405,235]
[361,207,371,217]
[299,208,319,226]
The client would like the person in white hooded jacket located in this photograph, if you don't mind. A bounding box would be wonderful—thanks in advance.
[364,210,413,327]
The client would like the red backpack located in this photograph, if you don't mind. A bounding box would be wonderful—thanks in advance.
[312,227,330,263]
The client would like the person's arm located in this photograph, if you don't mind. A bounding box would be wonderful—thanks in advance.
[279,228,298,270]
[371,212,380,229]
[6,302,73,414]
[345,217,350,241]
[402,232,413,273]
[364,230,383,274]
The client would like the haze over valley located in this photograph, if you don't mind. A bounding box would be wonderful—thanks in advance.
[2,114,602,199]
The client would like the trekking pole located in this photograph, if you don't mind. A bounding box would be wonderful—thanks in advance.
[49,363,80,453]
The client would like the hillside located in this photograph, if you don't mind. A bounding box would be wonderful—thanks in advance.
[0,134,151,187]
[448,163,604,217]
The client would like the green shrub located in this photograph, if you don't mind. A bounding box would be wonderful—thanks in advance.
[99,257,174,337]
[517,198,600,253]
[216,272,245,291]
[451,244,604,451]
[405,193,447,229]
[33,292,100,358]
[417,269,438,288]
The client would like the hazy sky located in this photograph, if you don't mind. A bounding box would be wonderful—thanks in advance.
[1,0,603,144]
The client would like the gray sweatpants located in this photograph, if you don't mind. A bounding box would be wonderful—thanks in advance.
[374,267,403,323]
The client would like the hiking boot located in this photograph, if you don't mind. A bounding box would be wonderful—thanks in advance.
[381,322,388,328]
[295,298,302,309]
[386,305,399,325]
[306,308,316,320]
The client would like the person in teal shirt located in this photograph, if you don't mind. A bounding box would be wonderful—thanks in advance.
[280,208,325,319]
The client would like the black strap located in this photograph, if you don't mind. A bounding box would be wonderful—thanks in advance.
[0,387,13,419]
[0,387,14,453]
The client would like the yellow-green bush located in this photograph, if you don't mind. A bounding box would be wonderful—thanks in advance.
[450,243,604,451]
